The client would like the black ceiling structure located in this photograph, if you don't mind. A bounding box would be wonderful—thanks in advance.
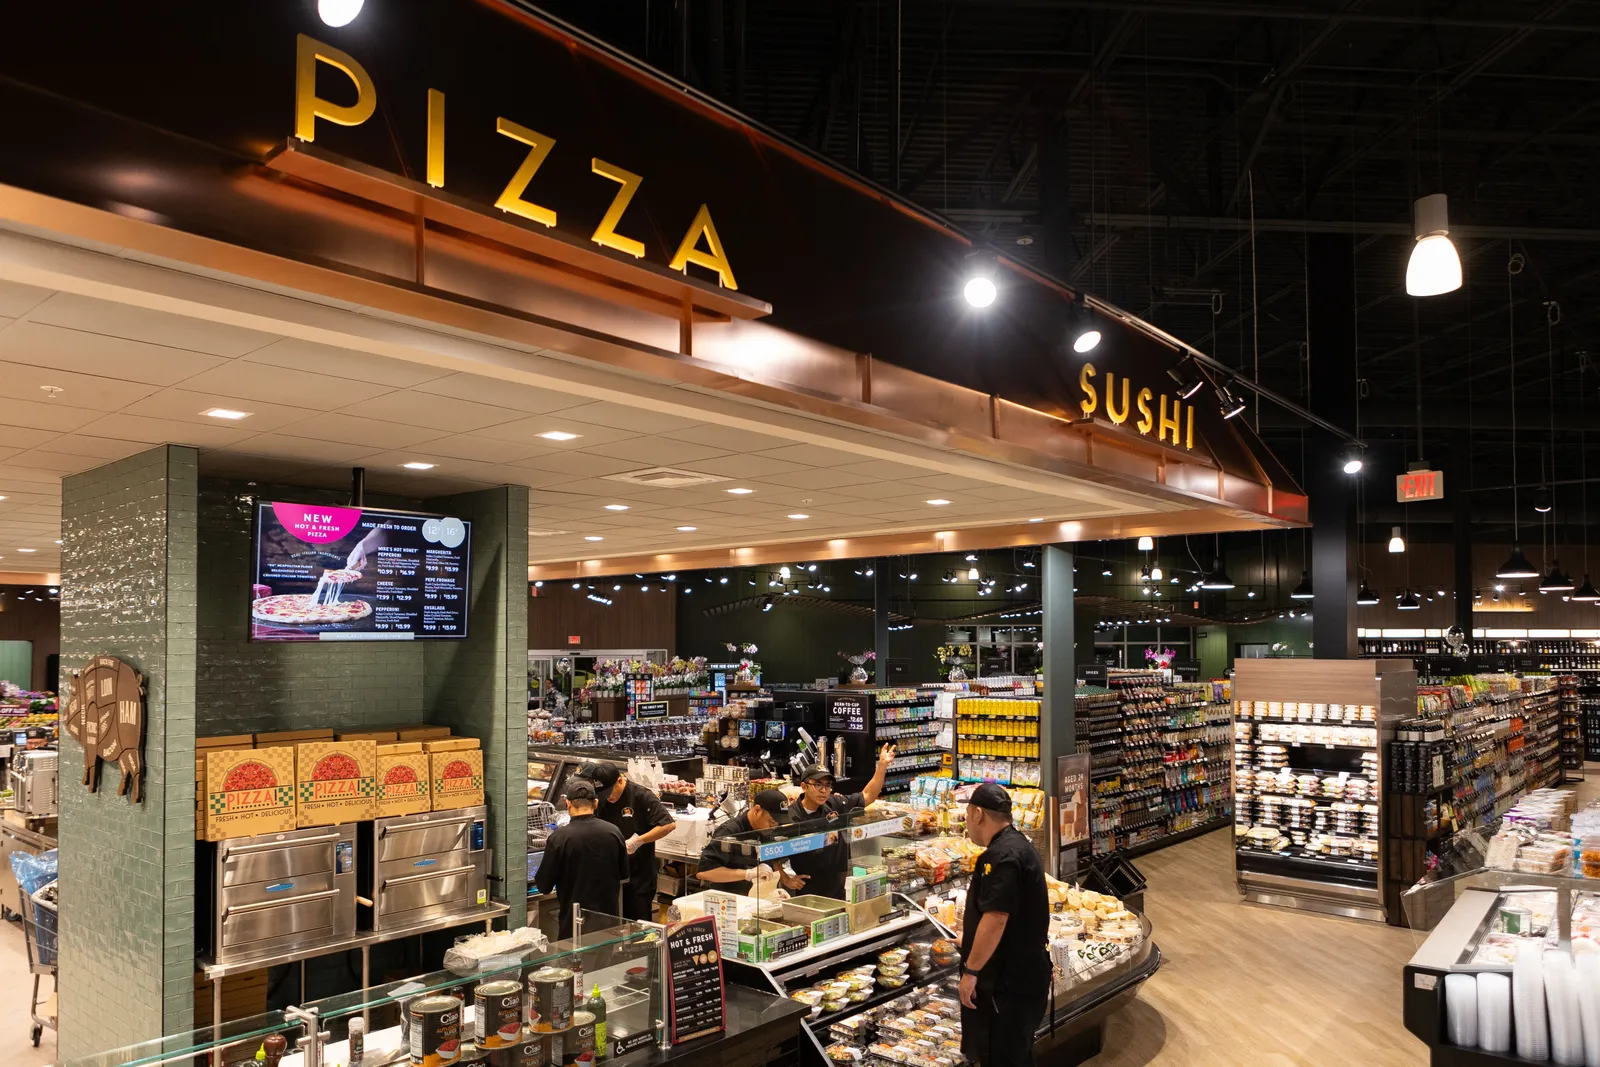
[530,0,1600,545]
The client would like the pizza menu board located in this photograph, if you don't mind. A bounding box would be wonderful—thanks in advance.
[825,692,869,733]
[665,916,726,1044]
[252,502,471,642]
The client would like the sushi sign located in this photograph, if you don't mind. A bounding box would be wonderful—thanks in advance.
[1397,469,1444,502]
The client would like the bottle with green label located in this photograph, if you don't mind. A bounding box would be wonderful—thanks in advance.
[587,983,608,1059]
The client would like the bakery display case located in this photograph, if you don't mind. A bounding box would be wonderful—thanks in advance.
[1232,659,1413,923]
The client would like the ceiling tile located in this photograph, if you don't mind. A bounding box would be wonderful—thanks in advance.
[251,414,441,450]
[335,391,527,432]
[0,281,53,319]
[413,373,585,412]
[181,360,394,409]
[243,338,452,387]
[5,451,105,476]
[221,433,384,465]
[554,402,704,434]
[527,452,645,478]
[0,320,228,385]
[121,389,324,433]
[661,423,795,452]
[0,359,161,410]
[1,400,105,434]
[834,459,940,480]
[28,292,278,357]
[40,436,153,462]
[578,437,730,466]
[415,435,551,465]
[753,443,866,467]
[682,454,809,479]
[0,426,65,450]
[80,413,256,448]
[477,417,640,448]
[758,468,879,491]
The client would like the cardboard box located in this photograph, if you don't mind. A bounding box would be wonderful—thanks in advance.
[398,726,453,741]
[377,749,432,817]
[295,740,378,826]
[846,895,893,934]
[336,730,399,742]
[423,737,480,753]
[196,734,254,749]
[431,748,485,810]
[379,741,424,754]
[256,729,334,744]
[204,748,297,841]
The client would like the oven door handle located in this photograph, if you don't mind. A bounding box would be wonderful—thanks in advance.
[223,888,342,917]
[379,817,472,840]
[381,863,476,889]
[221,832,343,857]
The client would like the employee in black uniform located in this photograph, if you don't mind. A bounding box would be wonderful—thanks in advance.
[957,783,1051,1067]
[580,762,677,921]
[695,789,791,894]
[533,779,629,939]
[784,743,897,900]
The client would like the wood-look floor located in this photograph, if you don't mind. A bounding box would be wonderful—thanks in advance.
[1087,768,1600,1067]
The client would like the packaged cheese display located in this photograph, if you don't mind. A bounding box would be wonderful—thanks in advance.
[295,739,378,826]
[204,747,297,841]
[376,742,432,817]
[431,746,485,810]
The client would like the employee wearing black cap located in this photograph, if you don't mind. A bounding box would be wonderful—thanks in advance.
[534,779,630,939]
[697,789,800,894]
[784,743,897,900]
[580,763,677,921]
[958,783,1051,1067]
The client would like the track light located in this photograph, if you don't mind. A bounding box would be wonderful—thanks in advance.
[1573,575,1600,602]
[1166,358,1204,400]
[1356,580,1379,606]
[1216,382,1247,420]
[1200,558,1234,590]
[1068,301,1101,353]
[1290,571,1314,600]
[1535,487,1553,514]
[1397,589,1421,610]
[1496,543,1540,579]
[1102,565,1113,576]
[1342,454,1364,475]
[1139,566,1152,583]
[963,252,998,308]
[1388,526,1405,553]
[1405,194,1462,297]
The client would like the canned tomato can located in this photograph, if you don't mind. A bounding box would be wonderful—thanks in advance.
[409,994,464,1067]
[476,980,525,1048]
[512,1032,547,1067]
[485,1042,522,1067]
[529,967,575,1032]
[569,1011,596,1066]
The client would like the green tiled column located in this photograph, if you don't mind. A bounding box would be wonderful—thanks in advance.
[424,486,530,924]
[57,445,199,1059]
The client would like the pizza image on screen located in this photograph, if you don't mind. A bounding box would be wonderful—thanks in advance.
[252,594,372,627]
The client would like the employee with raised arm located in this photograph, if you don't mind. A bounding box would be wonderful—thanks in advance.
[784,743,897,900]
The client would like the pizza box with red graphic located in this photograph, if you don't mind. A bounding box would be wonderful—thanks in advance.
[295,739,378,826]
[431,747,485,811]
[376,742,432,817]
[204,747,298,841]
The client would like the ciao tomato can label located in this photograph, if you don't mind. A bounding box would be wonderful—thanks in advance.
[528,967,574,1032]
[296,740,377,826]
[409,994,463,1067]
[476,980,525,1048]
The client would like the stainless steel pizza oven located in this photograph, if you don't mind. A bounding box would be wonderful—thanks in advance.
[359,804,489,931]
[201,823,358,964]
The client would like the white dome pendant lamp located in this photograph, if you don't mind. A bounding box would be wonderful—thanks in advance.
[1406,194,1463,297]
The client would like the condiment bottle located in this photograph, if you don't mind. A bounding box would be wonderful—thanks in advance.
[347,1017,365,1066]
[587,983,607,1059]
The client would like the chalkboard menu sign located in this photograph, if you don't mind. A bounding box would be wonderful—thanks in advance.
[635,700,669,719]
[826,692,870,733]
[666,916,726,1044]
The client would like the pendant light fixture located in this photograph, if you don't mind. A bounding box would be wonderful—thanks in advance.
[1397,589,1421,610]
[1137,536,1154,551]
[1573,575,1600,603]
[1356,580,1380,606]
[1290,570,1314,600]
[1497,545,1540,579]
[1539,560,1575,593]
[1405,194,1463,297]
[1200,558,1234,590]
[1575,357,1598,602]
[1388,526,1405,553]
[1151,563,1164,581]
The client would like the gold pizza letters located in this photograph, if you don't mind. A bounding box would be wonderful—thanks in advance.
[590,159,647,258]
[494,118,559,227]
[295,34,376,142]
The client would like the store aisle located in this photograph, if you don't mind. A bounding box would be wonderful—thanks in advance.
[0,916,55,1066]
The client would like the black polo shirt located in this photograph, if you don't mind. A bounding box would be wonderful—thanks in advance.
[961,824,1051,987]
[597,780,675,878]
[698,812,764,895]
[533,813,629,938]
[786,792,864,900]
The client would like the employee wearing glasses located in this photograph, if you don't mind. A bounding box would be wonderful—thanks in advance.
[784,743,897,900]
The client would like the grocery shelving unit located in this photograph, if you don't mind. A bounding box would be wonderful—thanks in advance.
[953,694,1042,787]
[1559,674,1586,781]
[869,688,945,793]
[1076,686,1121,856]
[1232,659,1412,923]
[1111,669,1167,853]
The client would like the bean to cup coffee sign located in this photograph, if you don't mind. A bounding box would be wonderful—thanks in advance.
[826,693,869,733]
[666,916,726,1044]
[1397,469,1444,502]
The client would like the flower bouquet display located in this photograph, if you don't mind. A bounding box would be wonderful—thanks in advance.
[840,649,877,685]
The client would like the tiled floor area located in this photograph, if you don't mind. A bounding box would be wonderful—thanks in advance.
[0,905,56,1066]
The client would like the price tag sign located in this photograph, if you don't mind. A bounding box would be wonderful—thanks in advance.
[826,692,869,733]
[666,916,726,1044]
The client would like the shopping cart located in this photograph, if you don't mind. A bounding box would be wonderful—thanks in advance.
[20,881,57,1047]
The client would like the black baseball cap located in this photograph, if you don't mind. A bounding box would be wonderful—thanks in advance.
[968,783,1013,814]
[580,762,621,790]
[564,778,598,803]
[751,789,791,822]
[800,766,835,784]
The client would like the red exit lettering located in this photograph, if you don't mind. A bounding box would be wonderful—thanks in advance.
[1396,470,1445,502]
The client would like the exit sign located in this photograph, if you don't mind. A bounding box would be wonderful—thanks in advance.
[1397,469,1444,502]
[568,635,582,645]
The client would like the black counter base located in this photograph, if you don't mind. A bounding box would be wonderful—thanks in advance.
[621,986,809,1067]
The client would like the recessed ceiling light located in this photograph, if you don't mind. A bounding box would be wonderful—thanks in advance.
[539,431,581,441]
[402,462,436,470]
[1028,518,1044,523]
[727,487,755,495]
[676,526,698,532]
[584,536,604,542]
[604,504,630,511]
[788,513,809,520]
[926,499,952,506]
[202,408,252,420]
[16,548,35,553]
[54,539,62,544]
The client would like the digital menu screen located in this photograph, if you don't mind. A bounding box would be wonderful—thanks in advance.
[251,502,471,642]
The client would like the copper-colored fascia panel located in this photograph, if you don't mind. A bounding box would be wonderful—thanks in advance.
[0,572,60,585]
[527,509,1295,581]
[263,141,770,323]
[0,180,1295,524]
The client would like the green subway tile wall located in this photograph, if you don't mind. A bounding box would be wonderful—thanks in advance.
[58,445,199,1058]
